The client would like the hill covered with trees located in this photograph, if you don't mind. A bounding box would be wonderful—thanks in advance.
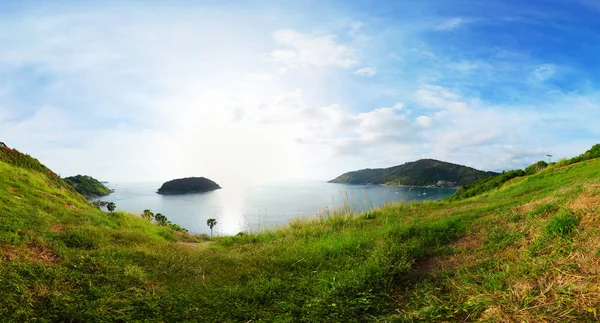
[64,175,112,198]
[329,159,498,186]
[157,177,221,194]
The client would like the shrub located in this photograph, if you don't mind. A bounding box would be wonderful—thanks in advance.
[448,169,526,201]
[58,229,104,249]
[545,210,580,237]
[141,209,154,221]
[525,161,548,175]
[154,213,168,225]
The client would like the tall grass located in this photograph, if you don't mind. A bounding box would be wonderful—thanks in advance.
[2,145,600,321]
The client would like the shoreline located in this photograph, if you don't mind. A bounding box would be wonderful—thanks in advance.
[330,182,460,189]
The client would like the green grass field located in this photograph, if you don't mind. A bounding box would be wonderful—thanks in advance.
[1,147,599,322]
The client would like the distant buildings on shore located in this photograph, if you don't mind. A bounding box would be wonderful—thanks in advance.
[436,180,457,187]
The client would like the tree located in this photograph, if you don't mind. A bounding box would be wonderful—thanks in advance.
[107,202,116,212]
[155,213,168,226]
[142,209,154,221]
[207,218,217,237]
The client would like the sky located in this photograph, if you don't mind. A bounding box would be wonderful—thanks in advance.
[1,0,599,186]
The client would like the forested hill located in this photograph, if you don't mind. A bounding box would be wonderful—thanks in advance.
[328,159,498,186]
[157,177,221,194]
[63,175,112,198]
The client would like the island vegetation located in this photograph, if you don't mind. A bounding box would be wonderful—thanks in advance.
[328,158,497,186]
[157,177,221,195]
[1,144,600,321]
[64,174,112,198]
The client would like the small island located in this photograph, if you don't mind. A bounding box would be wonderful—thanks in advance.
[64,175,113,199]
[157,177,221,195]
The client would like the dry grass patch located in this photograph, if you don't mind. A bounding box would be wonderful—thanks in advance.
[436,231,486,270]
[516,196,557,214]
[569,185,600,220]
[0,243,58,264]
[50,224,65,233]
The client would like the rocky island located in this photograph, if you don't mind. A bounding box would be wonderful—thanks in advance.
[157,177,221,195]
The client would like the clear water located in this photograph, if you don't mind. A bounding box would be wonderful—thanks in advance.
[96,182,456,235]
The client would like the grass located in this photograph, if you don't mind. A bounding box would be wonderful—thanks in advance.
[1,146,600,321]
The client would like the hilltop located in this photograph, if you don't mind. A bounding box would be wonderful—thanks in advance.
[157,177,221,195]
[1,143,600,321]
[329,158,497,186]
[64,174,112,198]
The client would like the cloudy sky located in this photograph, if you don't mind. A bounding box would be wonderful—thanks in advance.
[1,0,599,186]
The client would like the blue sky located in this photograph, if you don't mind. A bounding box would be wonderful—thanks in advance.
[0,0,599,185]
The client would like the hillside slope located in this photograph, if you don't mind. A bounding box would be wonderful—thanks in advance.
[1,145,600,321]
[329,158,497,186]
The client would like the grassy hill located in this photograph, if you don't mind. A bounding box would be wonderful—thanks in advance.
[328,159,498,186]
[1,144,600,321]
[64,174,112,198]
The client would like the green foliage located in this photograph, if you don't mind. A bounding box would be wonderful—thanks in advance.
[63,174,111,198]
[57,228,105,250]
[157,177,221,194]
[550,144,600,168]
[142,209,154,221]
[154,213,167,225]
[525,160,548,175]
[106,202,116,212]
[545,210,580,237]
[0,144,72,191]
[528,203,559,219]
[329,158,497,186]
[448,169,526,201]
[207,218,217,236]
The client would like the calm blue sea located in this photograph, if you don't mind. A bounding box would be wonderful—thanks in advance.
[96,182,456,235]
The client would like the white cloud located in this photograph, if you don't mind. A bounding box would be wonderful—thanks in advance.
[415,85,460,108]
[416,116,433,128]
[269,29,359,68]
[531,64,557,82]
[347,21,364,37]
[435,17,465,31]
[0,3,597,183]
[354,67,377,77]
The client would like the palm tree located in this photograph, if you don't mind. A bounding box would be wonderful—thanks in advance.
[154,213,168,225]
[142,209,154,221]
[207,218,217,237]
[107,202,116,212]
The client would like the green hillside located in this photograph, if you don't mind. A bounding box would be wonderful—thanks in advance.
[1,145,600,321]
[64,175,112,198]
[329,158,497,186]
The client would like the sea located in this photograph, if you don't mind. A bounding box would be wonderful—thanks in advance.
[95,182,456,236]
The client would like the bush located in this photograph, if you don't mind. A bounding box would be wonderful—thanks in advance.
[448,169,526,201]
[154,213,168,225]
[550,144,600,169]
[58,229,105,249]
[545,211,579,237]
[525,161,548,175]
